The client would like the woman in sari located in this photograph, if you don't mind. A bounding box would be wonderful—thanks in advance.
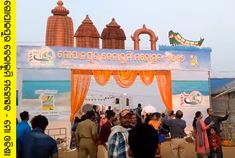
[192,111,214,158]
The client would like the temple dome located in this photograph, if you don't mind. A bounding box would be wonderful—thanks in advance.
[101,18,126,40]
[101,18,126,49]
[75,15,100,38]
[75,15,100,48]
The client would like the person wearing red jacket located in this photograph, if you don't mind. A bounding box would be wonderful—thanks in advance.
[209,127,222,158]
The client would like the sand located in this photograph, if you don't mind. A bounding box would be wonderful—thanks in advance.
[18,94,235,158]
[59,141,235,158]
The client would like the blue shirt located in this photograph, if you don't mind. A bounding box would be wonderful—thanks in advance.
[16,120,31,140]
[17,128,58,158]
[163,117,186,138]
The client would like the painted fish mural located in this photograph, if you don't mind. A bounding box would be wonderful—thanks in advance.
[169,30,204,47]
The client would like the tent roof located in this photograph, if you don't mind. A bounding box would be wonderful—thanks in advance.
[210,78,235,98]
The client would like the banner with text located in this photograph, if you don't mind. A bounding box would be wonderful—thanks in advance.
[17,45,211,70]
[0,0,16,157]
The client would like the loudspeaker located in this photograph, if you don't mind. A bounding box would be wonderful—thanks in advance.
[126,98,129,106]
[115,98,120,104]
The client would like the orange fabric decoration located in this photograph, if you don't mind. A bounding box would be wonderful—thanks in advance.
[139,71,155,85]
[156,71,172,110]
[93,70,111,86]
[149,120,161,130]
[113,71,137,88]
[70,69,172,121]
[70,69,91,121]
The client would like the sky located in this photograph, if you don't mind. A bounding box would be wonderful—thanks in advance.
[17,0,235,73]
[17,0,227,115]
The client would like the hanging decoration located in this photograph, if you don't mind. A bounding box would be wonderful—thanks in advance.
[93,70,111,86]
[113,71,137,88]
[139,71,155,85]
[85,95,115,101]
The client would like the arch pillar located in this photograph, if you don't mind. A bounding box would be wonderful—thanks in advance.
[131,25,158,50]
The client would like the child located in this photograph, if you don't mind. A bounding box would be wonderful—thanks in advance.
[209,127,222,158]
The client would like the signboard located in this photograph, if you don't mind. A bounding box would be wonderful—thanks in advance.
[17,45,211,71]
[35,90,57,110]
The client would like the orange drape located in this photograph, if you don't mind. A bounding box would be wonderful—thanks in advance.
[70,69,91,121]
[139,71,155,85]
[93,70,111,86]
[113,71,137,88]
[70,69,172,120]
[156,71,172,110]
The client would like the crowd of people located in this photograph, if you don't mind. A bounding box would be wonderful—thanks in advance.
[17,112,58,158]
[16,105,229,158]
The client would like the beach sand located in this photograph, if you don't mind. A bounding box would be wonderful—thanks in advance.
[18,94,235,158]
[59,141,235,158]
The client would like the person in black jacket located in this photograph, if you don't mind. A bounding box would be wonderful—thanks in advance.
[128,123,158,158]
[205,108,229,136]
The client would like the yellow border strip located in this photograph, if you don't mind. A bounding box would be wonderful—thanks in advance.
[0,0,16,157]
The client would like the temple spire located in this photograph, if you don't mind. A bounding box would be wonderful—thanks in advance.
[45,0,74,47]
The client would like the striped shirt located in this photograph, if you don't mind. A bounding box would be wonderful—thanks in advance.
[108,125,129,158]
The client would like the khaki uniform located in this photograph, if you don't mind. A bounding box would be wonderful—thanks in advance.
[170,138,186,158]
[75,119,98,158]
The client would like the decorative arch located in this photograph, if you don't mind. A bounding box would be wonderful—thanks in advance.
[131,24,158,50]
[70,69,172,121]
